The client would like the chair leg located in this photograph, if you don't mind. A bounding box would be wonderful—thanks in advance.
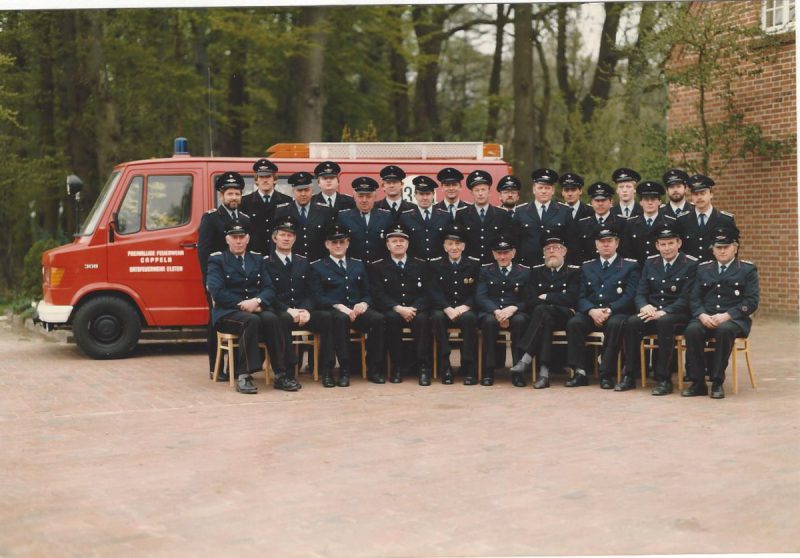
[227,339,236,387]
[477,332,483,381]
[639,340,647,387]
[617,352,622,384]
[432,338,438,379]
[745,346,756,389]
[677,341,685,392]
[213,337,223,382]
[361,336,367,378]
[313,336,319,382]
[732,344,738,395]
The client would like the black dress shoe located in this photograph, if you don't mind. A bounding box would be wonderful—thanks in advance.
[614,375,636,392]
[681,381,708,397]
[390,369,403,383]
[533,377,550,389]
[419,370,431,386]
[710,381,725,399]
[367,373,385,384]
[337,371,350,387]
[236,374,258,394]
[322,372,336,388]
[211,370,230,383]
[463,376,477,386]
[274,375,300,391]
[511,373,526,387]
[599,377,615,390]
[651,380,673,396]
[441,368,454,385]
[480,372,494,386]
[565,374,588,387]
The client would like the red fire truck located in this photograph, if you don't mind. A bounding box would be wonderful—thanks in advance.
[37,140,512,359]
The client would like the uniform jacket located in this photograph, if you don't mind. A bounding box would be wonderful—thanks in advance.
[262,251,314,312]
[660,201,694,220]
[400,206,451,261]
[635,252,697,314]
[434,199,471,221]
[274,202,334,262]
[675,207,736,263]
[206,250,275,326]
[527,263,581,312]
[621,213,677,265]
[574,212,627,265]
[690,258,759,336]
[611,202,643,219]
[428,256,481,309]
[198,206,252,284]
[565,201,593,221]
[310,257,372,308]
[336,207,393,263]
[476,263,531,315]
[239,189,292,255]
[513,201,576,267]
[376,198,415,222]
[312,192,356,216]
[455,204,513,264]
[577,255,640,315]
[369,257,429,312]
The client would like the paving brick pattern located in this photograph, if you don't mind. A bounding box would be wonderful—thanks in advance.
[1,318,798,556]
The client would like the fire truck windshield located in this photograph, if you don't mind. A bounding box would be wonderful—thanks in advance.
[78,171,121,236]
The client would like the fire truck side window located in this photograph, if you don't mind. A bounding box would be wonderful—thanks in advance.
[117,176,143,234]
[145,175,193,231]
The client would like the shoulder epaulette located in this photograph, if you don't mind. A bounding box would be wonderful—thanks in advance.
[517,263,530,269]
[533,263,545,269]
[624,258,638,263]
[429,256,443,262]
[742,260,755,265]
[699,260,713,266]
[579,216,592,222]
[685,254,698,261]
[401,208,415,214]
[659,202,666,208]
[338,208,355,214]
[310,259,321,265]
[455,205,468,212]
[663,215,676,222]
[463,201,474,206]
[316,202,330,208]
[482,262,493,267]
[412,257,425,262]
[350,257,363,262]
[568,264,580,269]
[558,201,569,207]
[376,207,391,213]
[276,202,290,208]
[248,250,262,255]
[206,209,216,214]
[676,211,690,219]
[647,254,659,259]
[583,258,595,264]
[210,251,222,256]
[341,193,354,199]
[467,256,481,262]
[433,207,449,214]
[720,210,735,217]
[295,254,308,260]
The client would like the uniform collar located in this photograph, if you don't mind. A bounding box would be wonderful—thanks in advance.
[600,254,618,267]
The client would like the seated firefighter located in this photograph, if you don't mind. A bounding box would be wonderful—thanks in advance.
[476,236,531,386]
[508,229,580,389]
[370,223,433,385]
[206,220,288,394]
[621,224,697,395]
[565,225,640,389]
[682,225,759,400]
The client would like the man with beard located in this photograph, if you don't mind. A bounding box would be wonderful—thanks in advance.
[336,176,393,263]
[311,160,356,216]
[660,168,693,219]
[508,230,580,388]
[497,175,522,218]
[240,158,291,254]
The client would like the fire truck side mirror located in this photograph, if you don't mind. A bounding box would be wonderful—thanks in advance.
[66,175,83,196]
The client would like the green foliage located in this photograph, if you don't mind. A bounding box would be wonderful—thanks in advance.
[22,237,63,299]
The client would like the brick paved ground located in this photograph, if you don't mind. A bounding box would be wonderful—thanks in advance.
[1,316,798,557]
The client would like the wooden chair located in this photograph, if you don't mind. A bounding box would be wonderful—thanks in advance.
[639,334,685,390]
[261,330,319,382]
[213,332,240,387]
[533,331,619,384]
[347,330,368,379]
[432,328,477,380]
[691,336,755,394]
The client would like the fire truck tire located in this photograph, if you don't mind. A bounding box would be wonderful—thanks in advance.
[73,296,141,359]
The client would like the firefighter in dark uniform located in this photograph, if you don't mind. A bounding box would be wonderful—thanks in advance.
[369,223,433,385]
[565,225,640,389]
[497,174,522,217]
[621,180,677,266]
[660,168,693,219]
[310,224,386,385]
[429,225,481,385]
[434,167,471,220]
[274,171,334,262]
[337,176,393,263]
[375,165,414,221]
[675,174,736,263]
[455,170,512,264]
[206,220,287,394]
[621,224,697,395]
[610,167,643,219]
[559,172,593,221]
[311,160,356,216]
[198,171,252,378]
[399,176,451,261]
[476,236,531,386]
[263,216,336,387]
[513,168,575,267]
[509,230,580,388]
[683,225,759,399]
[240,158,291,255]
[574,182,627,265]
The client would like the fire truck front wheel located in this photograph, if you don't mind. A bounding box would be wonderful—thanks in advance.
[73,296,141,359]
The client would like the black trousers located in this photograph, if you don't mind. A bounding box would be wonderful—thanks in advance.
[480,312,529,373]
[623,312,688,382]
[518,305,573,366]
[566,312,628,378]
[216,310,284,376]
[205,290,217,372]
[383,310,431,370]
[684,319,744,383]
[329,308,385,375]
[277,310,335,373]
[431,309,477,374]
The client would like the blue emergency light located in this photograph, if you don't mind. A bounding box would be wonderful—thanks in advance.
[174,137,189,155]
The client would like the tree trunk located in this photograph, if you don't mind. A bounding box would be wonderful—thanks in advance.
[580,2,625,124]
[485,4,509,141]
[411,6,448,141]
[533,33,551,169]
[389,46,410,140]
[512,3,534,178]
[556,4,575,167]
[294,7,329,142]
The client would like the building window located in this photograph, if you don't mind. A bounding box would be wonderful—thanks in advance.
[762,0,795,34]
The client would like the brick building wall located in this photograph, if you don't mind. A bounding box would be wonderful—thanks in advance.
[666,1,798,318]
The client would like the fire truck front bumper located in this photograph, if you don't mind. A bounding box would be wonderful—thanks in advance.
[35,300,73,325]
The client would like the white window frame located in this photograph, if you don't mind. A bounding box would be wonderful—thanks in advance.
[762,0,796,34]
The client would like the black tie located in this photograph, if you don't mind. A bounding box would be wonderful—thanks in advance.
[479,208,485,222]
[263,195,270,205]
[392,202,398,213]
[699,213,706,228]
[665,262,672,273]
[327,197,333,208]
[646,218,653,228]
[598,216,605,226]
[424,209,430,223]
[232,210,239,220]
[602,260,610,271]
[501,267,508,277]
[720,264,727,275]
[624,207,630,217]
[284,256,291,268]
[299,206,307,223]
[550,268,557,278]
[236,255,245,270]
[397,260,404,271]
[338,260,346,272]
[452,260,459,269]
[362,212,369,226]
[449,205,456,219]
[540,204,546,220]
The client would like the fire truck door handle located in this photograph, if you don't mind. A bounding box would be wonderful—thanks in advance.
[180,242,197,249]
